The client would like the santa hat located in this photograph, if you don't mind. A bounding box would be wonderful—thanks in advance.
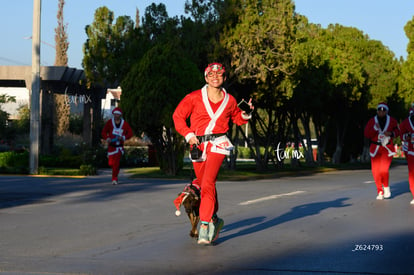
[173,192,188,216]
[377,102,389,112]
[112,107,122,115]
[204,62,225,77]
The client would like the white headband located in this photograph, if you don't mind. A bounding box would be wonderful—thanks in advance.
[377,103,389,111]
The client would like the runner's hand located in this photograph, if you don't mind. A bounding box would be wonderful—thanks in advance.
[189,136,199,146]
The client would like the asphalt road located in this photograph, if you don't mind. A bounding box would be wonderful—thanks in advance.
[0,165,414,275]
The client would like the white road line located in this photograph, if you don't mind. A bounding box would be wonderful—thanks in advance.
[363,181,375,184]
[239,190,307,206]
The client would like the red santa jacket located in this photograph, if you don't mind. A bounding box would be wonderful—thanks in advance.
[364,115,399,157]
[400,117,414,156]
[101,118,133,156]
[173,85,250,142]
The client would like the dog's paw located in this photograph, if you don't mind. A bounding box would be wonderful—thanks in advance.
[189,231,199,238]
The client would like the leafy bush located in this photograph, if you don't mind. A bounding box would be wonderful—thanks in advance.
[79,164,96,175]
[237,147,252,158]
[69,114,83,135]
[0,151,29,174]
[122,146,149,167]
[38,167,85,176]
[40,152,82,168]
[80,145,107,168]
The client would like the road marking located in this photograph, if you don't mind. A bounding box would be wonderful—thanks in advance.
[363,181,375,184]
[239,190,307,206]
[58,190,97,198]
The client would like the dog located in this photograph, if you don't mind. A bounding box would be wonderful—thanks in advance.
[173,181,201,238]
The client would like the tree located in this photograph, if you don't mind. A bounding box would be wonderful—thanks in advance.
[83,6,114,86]
[83,6,138,87]
[290,19,332,164]
[0,94,16,142]
[180,0,220,71]
[306,24,399,164]
[142,3,171,42]
[55,0,69,66]
[220,0,298,170]
[320,25,368,164]
[184,0,220,23]
[54,0,70,137]
[82,6,144,149]
[223,0,296,87]
[121,43,202,175]
[14,104,30,135]
[400,16,414,105]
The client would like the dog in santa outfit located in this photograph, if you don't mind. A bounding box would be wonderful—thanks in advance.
[173,180,201,238]
[101,107,133,185]
[364,102,400,200]
[173,62,254,245]
[399,106,414,204]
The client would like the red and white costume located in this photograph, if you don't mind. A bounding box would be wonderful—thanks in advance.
[173,84,250,223]
[364,104,399,197]
[101,108,133,182]
[399,108,414,202]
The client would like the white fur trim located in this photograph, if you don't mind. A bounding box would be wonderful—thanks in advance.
[241,113,252,120]
[201,85,229,135]
[185,132,196,143]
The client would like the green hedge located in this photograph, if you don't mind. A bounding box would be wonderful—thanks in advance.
[40,154,82,168]
[0,148,102,175]
[0,151,29,174]
[38,164,96,176]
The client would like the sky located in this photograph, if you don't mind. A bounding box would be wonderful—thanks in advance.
[294,0,414,60]
[0,0,186,68]
[1,0,413,69]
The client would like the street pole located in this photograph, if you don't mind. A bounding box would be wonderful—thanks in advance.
[29,0,41,174]
[245,122,248,148]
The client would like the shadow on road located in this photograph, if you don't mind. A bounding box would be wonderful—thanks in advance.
[215,231,414,275]
[389,180,410,198]
[0,170,186,209]
[219,197,351,243]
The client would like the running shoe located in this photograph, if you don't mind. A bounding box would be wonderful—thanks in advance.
[209,217,224,242]
[197,224,210,245]
[376,191,384,200]
[383,187,391,198]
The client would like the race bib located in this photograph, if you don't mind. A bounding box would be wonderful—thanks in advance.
[212,135,234,151]
[378,133,390,147]
[112,128,123,137]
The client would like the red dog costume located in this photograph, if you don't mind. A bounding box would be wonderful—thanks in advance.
[101,107,133,184]
[364,103,400,199]
[173,63,251,243]
[399,107,414,204]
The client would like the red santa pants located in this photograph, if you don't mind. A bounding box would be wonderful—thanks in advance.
[108,152,122,181]
[192,142,225,223]
[370,148,393,194]
[407,154,414,199]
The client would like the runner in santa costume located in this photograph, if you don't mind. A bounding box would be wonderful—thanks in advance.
[399,106,414,204]
[173,63,254,245]
[364,102,400,200]
[101,107,133,185]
